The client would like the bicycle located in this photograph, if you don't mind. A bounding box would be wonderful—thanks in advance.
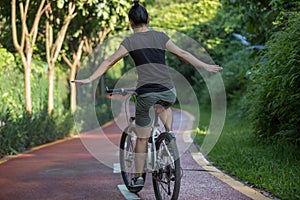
[106,86,181,200]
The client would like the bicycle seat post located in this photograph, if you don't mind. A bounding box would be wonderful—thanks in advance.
[154,105,164,127]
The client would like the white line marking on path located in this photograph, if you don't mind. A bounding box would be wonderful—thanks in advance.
[113,163,121,173]
[118,185,140,200]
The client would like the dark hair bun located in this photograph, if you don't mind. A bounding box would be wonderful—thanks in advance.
[129,0,148,25]
[133,0,139,7]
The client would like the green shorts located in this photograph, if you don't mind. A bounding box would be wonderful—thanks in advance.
[135,88,176,127]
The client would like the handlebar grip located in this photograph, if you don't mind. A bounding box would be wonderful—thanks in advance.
[105,86,114,94]
[105,86,136,95]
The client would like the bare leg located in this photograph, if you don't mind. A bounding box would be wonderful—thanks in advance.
[135,126,151,176]
[159,107,173,132]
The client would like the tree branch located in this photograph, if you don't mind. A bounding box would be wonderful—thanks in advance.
[24,0,29,20]
[74,39,84,67]
[51,2,77,63]
[30,0,47,45]
[11,0,21,51]
[61,53,72,68]
[45,19,51,65]
[19,1,29,51]
[83,37,92,54]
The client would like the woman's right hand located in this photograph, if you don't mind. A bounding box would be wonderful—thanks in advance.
[71,78,91,85]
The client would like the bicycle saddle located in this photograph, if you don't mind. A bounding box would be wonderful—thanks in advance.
[154,100,173,113]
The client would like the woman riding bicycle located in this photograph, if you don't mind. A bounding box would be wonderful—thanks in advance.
[73,0,222,188]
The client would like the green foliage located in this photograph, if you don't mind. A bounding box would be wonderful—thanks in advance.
[0,0,45,51]
[0,51,24,119]
[244,14,300,138]
[0,0,130,158]
[0,111,74,157]
[74,0,130,32]
[222,49,259,104]
[212,0,300,45]
[0,48,75,158]
[269,0,300,30]
[72,98,114,133]
[178,0,300,142]
[0,0,131,153]
[148,0,221,31]
[185,0,249,64]
[95,98,115,126]
[0,47,14,70]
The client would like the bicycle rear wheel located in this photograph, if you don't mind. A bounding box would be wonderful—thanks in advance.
[152,132,181,200]
[119,126,146,193]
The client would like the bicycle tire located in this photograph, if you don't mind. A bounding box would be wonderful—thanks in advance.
[152,132,181,200]
[119,126,146,193]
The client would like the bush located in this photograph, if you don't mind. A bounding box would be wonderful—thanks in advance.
[0,111,74,157]
[244,15,300,138]
[222,49,259,105]
[0,48,75,158]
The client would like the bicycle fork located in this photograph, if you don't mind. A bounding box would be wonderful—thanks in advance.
[146,127,159,172]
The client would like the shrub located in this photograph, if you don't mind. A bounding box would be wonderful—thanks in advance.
[244,15,300,138]
[0,48,75,158]
[0,111,74,157]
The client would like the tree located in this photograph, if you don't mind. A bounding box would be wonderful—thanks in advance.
[11,0,49,114]
[7,0,130,115]
[61,0,130,113]
[62,39,84,113]
[45,1,76,114]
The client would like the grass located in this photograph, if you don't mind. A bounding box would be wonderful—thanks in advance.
[194,107,300,200]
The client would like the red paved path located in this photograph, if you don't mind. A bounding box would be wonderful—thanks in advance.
[0,110,253,200]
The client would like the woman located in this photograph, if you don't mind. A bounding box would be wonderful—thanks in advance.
[73,0,222,188]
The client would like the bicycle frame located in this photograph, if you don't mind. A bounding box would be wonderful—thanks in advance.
[112,88,166,172]
[147,114,160,172]
[125,95,163,172]
[108,87,181,199]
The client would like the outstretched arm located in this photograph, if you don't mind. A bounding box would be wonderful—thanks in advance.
[166,40,222,73]
[72,45,128,84]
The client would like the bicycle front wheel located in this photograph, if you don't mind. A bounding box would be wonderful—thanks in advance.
[152,132,181,200]
[119,126,146,193]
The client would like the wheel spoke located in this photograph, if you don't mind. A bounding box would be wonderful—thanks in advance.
[120,128,145,193]
[152,132,181,200]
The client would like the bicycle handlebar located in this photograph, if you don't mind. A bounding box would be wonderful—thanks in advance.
[106,86,136,96]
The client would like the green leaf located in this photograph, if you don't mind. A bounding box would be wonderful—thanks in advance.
[57,0,64,9]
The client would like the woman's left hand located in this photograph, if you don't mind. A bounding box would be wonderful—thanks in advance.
[205,64,223,73]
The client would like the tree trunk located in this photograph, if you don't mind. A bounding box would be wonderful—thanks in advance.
[48,63,55,114]
[45,2,77,115]
[70,66,77,113]
[24,64,32,113]
[11,0,47,114]
[62,40,84,113]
